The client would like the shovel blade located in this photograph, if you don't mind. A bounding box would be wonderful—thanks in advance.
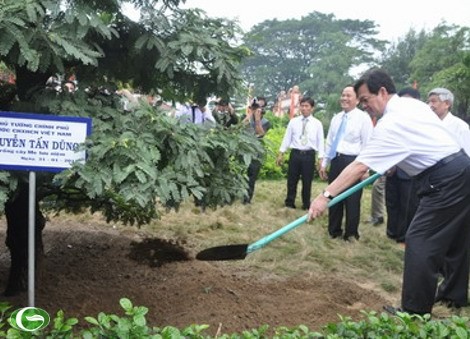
[195,244,249,261]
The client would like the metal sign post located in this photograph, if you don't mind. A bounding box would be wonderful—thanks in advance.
[28,171,36,307]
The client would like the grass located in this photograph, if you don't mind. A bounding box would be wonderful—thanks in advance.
[143,179,406,303]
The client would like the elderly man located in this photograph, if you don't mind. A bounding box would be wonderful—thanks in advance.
[309,68,470,315]
[427,87,470,155]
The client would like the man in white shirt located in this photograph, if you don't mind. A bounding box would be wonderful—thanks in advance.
[309,68,470,316]
[427,87,470,155]
[319,86,373,241]
[276,97,324,210]
[175,97,215,125]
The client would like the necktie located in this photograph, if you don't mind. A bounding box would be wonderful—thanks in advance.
[328,113,348,159]
[301,117,308,145]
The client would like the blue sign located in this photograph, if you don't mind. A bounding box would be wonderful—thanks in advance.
[0,111,92,172]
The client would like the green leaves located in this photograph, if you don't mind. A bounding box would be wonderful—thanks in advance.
[1,299,470,338]
[38,93,261,226]
[0,0,116,75]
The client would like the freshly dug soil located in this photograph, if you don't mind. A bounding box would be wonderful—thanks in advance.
[0,218,389,335]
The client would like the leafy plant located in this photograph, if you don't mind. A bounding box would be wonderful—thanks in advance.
[28,90,263,225]
[260,125,288,180]
[1,299,469,338]
[82,298,156,338]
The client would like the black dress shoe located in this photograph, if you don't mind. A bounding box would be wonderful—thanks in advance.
[383,305,405,315]
[435,298,463,309]
[343,234,360,242]
[285,204,296,209]
[330,233,342,239]
[372,216,384,226]
[383,305,427,316]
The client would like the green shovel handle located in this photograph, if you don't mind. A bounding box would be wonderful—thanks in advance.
[247,172,381,254]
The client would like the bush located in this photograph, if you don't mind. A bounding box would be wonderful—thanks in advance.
[1,299,469,338]
[260,126,288,180]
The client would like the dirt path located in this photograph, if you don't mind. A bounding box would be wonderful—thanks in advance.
[0,217,389,335]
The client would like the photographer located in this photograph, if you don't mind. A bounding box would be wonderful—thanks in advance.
[241,99,271,204]
[213,98,238,128]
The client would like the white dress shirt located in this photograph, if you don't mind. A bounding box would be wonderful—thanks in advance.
[175,105,215,124]
[442,112,470,156]
[279,115,324,157]
[322,107,373,167]
[356,95,460,176]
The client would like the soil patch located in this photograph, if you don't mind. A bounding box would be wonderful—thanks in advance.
[0,218,388,335]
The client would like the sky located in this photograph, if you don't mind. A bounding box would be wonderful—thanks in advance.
[181,0,470,42]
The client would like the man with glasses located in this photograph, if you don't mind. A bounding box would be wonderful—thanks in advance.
[308,68,470,316]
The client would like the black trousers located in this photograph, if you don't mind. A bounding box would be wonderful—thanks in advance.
[245,159,262,203]
[328,154,362,239]
[402,151,470,314]
[285,149,315,209]
[385,171,419,242]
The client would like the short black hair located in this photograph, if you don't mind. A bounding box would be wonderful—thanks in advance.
[398,87,421,99]
[354,68,396,95]
[195,97,207,107]
[256,96,267,107]
[300,96,315,107]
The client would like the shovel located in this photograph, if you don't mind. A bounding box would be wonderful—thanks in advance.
[196,172,381,261]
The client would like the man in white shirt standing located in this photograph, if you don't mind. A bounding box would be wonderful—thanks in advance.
[427,87,470,155]
[319,86,373,241]
[175,97,215,125]
[276,97,324,210]
[309,68,470,316]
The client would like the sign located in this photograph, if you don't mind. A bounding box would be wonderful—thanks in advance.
[0,111,92,172]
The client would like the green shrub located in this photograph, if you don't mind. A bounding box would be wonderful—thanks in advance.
[1,299,469,338]
[260,126,288,180]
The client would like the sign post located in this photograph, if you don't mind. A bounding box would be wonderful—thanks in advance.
[28,171,36,306]
[0,111,92,306]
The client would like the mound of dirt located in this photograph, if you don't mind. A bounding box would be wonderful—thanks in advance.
[0,219,388,335]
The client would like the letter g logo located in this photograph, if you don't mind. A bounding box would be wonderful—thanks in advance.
[10,307,50,332]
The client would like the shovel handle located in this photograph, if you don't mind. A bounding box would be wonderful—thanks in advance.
[247,173,381,254]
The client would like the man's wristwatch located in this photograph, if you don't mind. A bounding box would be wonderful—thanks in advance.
[322,190,334,200]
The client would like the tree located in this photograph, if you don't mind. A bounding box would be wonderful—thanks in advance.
[409,23,470,117]
[240,12,385,104]
[429,52,470,117]
[379,28,428,90]
[0,0,259,295]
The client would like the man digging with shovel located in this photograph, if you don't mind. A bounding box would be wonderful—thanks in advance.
[308,68,470,316]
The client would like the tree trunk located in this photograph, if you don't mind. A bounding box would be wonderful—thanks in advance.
[4,181,45,296]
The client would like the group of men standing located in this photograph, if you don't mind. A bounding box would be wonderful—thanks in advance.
[277,85,373,241]
[305,68,470,317]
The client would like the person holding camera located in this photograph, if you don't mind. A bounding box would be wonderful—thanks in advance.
[213,98,238,128]
[241,99,271,204]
